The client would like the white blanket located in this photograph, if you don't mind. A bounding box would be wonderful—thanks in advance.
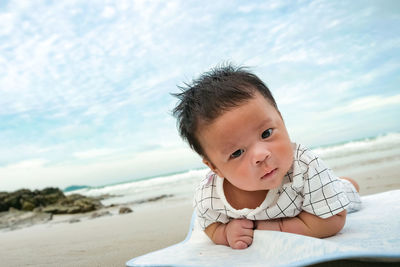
[127,190,400,266]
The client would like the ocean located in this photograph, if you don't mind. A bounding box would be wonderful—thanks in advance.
[70,132,400,206]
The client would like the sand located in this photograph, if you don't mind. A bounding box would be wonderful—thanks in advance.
[1,163,399,266]
[0,198,193,267]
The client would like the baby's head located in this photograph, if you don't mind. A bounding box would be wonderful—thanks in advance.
[173,64,293,191]
[173,64,279,157]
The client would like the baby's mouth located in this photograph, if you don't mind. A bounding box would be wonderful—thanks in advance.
[260,168,277,179]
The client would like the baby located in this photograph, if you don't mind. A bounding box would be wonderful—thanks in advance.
[173,65,361,249]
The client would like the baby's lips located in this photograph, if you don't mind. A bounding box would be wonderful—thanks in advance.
[260,168,276,179]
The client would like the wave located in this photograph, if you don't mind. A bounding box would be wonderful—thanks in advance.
[312,132,400,160]
[74,132,399,205]
[70,168,209,205]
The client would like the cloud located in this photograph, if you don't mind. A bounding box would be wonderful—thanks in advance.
[0,1,165,117]
[324,94,400,116]
[1,0,389,118]
[73,148,118,160]
[1,0,399,190]
[0,12,15,35]
[5,159,48,169]
[101,6,116,18]
[0,146,202,191]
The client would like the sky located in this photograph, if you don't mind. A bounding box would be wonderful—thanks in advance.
[1,0,399,191]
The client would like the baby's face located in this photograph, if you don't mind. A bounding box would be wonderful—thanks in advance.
[198,92,294,192]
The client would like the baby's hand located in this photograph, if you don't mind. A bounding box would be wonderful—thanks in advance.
[225,219,254,249]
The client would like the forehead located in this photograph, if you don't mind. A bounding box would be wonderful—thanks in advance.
[197,93,280,155]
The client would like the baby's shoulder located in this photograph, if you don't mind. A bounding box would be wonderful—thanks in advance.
[195,171,218,195]
[193,171,220,209]
[199,171,217,186]
[293,143,320,166]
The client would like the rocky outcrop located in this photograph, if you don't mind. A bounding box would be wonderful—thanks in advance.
[42,194,103,214]
[119,207,133,214]
[0,188,103,214]
[90,210,112,219]
[0,188,64,212]
[0,208,53,230]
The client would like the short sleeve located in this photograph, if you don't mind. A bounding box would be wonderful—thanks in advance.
[301,153,350,218]
[193,173,230,230]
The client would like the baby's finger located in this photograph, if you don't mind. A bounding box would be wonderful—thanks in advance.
[232,240,250,250]
[240,219,255,229]
[240,227,254,238]
[239,235,253,247]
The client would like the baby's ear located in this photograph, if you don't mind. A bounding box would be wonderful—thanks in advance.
[202,158,223,178]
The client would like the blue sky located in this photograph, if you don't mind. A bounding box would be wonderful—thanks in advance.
[1,0,399,191]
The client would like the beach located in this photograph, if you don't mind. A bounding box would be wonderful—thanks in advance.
[1,197,194,267]
[1,134,400,266]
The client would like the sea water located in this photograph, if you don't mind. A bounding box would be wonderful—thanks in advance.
[70,168,209,206]
[313,132,400,171]
[71,132,400,206]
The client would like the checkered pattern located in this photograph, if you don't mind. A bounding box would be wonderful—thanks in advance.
[193,143,362,230]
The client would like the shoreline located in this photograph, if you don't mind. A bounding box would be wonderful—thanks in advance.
[1,160,399,266]
[0,193,179,232]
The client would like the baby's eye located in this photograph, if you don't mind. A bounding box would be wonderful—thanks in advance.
[261,128,273,139]
[230,149,244,159]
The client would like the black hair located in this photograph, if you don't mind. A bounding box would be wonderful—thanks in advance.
[172,64,278,158]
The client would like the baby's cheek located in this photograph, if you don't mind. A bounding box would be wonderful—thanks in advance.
[225,163,244,181]
[277,142,294,168]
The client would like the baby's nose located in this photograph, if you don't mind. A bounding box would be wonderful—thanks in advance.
[253,144,271,165]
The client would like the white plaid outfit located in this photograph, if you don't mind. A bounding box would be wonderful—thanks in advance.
[194,143,362,230]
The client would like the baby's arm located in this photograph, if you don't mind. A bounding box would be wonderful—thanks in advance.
[257,176,356,237]
[205,219,254,249]
[255,210,346,238]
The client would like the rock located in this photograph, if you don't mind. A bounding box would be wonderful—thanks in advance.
[35,188,65,206]
[2,189,31,210]
[0,192,8,208]
[74,198,99,212]
[0,188,65,212]
[0,188,103,215]
[0,209,53,230]
[90,211,112,219]
[21,201,36,211]
[119,207,133,214]
[0,187,108,230]
[134,194,173,204]
[43,194,103,214]
[42,205,69,214]
[33,207,43,212]
[67,206,83,214]
[8,207,19,213]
